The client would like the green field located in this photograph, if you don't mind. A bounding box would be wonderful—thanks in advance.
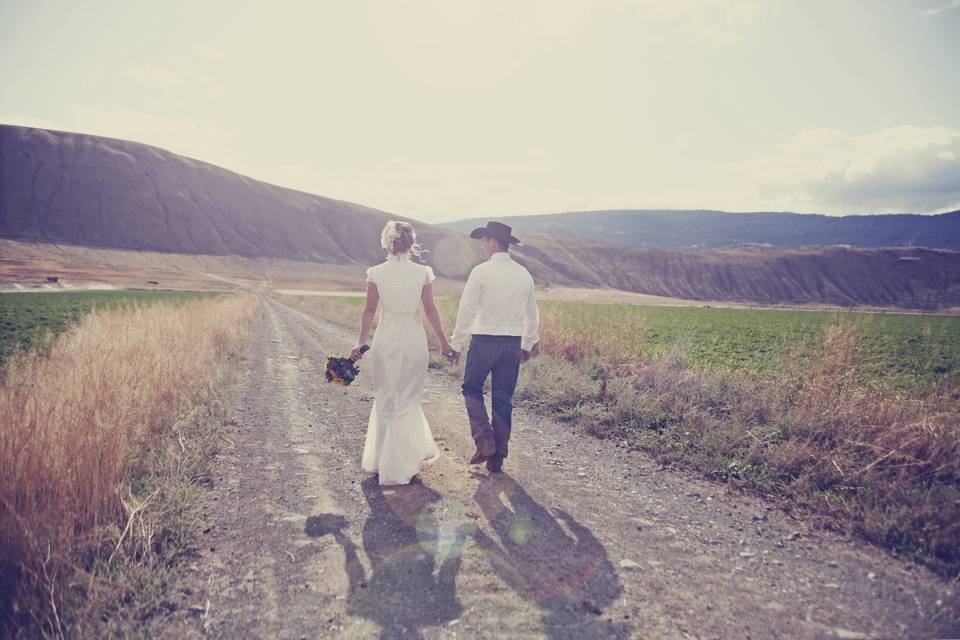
[316,295,960,390]
[0,289,216,363]
[537,301,960,390]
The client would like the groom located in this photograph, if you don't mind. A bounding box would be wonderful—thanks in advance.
[446,221,540,473]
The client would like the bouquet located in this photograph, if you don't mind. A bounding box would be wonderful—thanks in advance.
[325,345,370,386]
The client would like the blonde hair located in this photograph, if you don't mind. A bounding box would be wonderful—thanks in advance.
[380,220,430,262]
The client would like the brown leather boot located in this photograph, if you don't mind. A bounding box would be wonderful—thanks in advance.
[469,438,496,465]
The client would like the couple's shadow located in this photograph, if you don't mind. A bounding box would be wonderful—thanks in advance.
[472,473,629,639]
[306,477,466,639]
[306,474,629,639]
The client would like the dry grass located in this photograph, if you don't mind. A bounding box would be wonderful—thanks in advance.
[0,294,258,635]
[519,322,960,574]
[536,303,649,362]
[777,326,960,567]
[276,294,459,358]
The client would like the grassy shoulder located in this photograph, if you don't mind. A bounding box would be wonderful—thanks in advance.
[53,374,235,638]
[0,294,258,638]
[280,292,960,577]
[515,345,960,577]
[0,289,218,364]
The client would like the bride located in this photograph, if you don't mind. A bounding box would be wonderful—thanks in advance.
[351,221,454,485]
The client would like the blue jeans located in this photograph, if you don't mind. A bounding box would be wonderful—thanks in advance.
[461,334,521,460]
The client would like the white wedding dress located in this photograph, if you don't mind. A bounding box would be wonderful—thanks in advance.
[361,254,441,485]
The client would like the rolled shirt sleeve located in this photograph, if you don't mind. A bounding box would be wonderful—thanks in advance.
[449,267,482,352]
[521,279,540,351]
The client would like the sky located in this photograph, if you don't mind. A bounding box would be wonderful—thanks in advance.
[1,0,959,223]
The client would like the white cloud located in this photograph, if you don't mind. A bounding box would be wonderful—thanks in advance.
[251,124,960,219]
[122,63,184,88]
[737,125,960,213]
[922,0,960,16]
[254,151,562,222]
[368,0,774,51]
[193,45,226,61]
[121,55,214,91]
[635,0,776,44]
[66,107,238,170]
[0,113,61,131]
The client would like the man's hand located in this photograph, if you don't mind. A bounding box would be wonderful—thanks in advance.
[520,349,531,364]
[440,340,460,364]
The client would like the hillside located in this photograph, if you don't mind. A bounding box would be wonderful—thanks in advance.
[0,124,473,270]
[442,210,960,250]
[2,124,959,309]
[514,234,960,309]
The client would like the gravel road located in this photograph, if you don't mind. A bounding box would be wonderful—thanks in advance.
[158,296,959,639]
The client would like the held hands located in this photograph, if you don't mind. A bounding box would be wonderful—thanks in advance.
[441,341,460,365]
[437,344,528,365]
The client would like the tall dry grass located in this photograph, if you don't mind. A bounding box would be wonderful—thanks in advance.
[0,294,258,634]
[778,325,960,567]
[536,302,649,362]
[276,294,460,356]
[518,320,960,574]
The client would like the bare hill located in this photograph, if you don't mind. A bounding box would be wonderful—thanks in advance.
[514,234,960,309]
[443,209,960,250]
[2,124,959,309]
[0,124,470,267]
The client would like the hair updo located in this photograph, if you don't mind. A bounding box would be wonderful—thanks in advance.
[380,220,430,262]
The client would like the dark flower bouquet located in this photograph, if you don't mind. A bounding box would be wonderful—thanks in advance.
[325,345,370,386]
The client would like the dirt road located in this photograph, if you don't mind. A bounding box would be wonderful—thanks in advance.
[160,296,958,639]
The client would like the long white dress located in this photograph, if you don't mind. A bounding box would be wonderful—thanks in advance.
[361,254,441,485]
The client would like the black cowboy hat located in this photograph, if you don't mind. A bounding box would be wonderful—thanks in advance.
[469,220,521,245]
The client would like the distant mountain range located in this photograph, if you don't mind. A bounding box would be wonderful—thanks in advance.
[2,123,959,309]
[441,210,960,250]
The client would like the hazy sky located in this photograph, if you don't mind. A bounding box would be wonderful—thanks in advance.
[2,0,959,222]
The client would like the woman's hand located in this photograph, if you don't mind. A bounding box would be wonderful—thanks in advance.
[351,344,368,361]
[440,340,459,364]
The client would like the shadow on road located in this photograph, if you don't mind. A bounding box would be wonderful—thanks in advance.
[473,472,631,639]
[307,477,470,639]
[306,473,629,638]
[304,512,365,592]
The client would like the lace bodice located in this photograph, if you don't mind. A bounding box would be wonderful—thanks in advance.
[366,255,436,322]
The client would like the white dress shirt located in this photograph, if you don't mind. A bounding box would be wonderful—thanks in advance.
[449,252,540,352]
